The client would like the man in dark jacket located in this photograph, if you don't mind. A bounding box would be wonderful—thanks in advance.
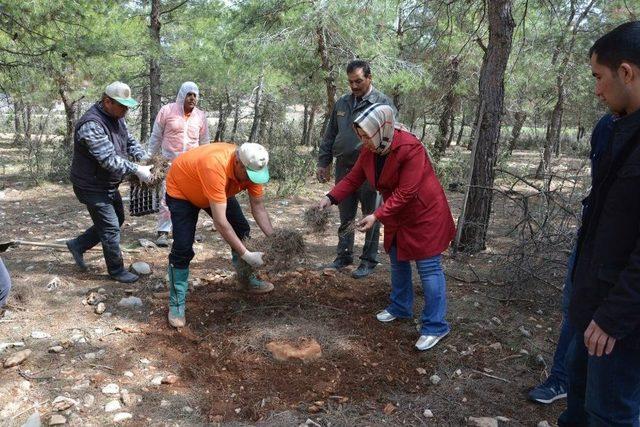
[66,82,153,283]
[317,60,396,278]
[559,21,640,426]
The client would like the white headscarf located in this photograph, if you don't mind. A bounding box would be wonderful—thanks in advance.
[353,103,407,155]
[176,81,199,115]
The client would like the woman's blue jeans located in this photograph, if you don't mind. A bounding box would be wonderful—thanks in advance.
[386,245,450,336]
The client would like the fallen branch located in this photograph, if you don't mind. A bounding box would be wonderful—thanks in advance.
[471,369,511,383]
[1,240,140,253]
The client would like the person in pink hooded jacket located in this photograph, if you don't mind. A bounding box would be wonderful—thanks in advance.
[147,81,210,246]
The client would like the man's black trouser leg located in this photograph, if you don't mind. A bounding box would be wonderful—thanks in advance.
[72,187,126,275]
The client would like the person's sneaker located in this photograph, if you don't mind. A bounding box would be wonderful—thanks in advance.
[528,376,567,404]
[415,331,449,351]
[352,263,375,279]
[376,309,396,323]
[156,232,170,248]
[110,270,139,284]
[325,258,353,270]
[66,240,88,271]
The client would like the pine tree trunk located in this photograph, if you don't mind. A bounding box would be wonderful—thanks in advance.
[455,112,466,146]
[248,74,264,143]
[302,103,309,145]
[458,0,515,253]
[13,100,23,144]
[149,0,162,126]
[317,25,336,136]
[307,105,317,147]
[231,95,240,142]
[508,111,527,153]
[140,85,150,144]
[433,58,460,160]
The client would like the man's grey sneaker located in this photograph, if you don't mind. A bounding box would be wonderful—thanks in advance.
[352,263,375,279]
[66,240,88,271]
[110,270,139,284]
[325,258,353,270]
[528,376,567,404]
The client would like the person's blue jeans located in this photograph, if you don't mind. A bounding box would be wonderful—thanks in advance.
[167,195,249,269]
[0,257,11,308]
[385,245,450,336]
[549,248,578,384]
[70,186,126,275]
[558,336,640,426]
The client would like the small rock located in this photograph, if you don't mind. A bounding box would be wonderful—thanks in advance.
[266,339,322,362]
[48,346,64,354]
[31,331,51,339]
[83,394,95,407]
[488,342,502,351]
[454,369,462,376]
[101,383,120,395]
[117,297,143,308]
[84,352,96,360]
[519,326,532,338]
[22,411,41,427]
[0,341,25,354]
[19,380,31,391]
[83,292,106,306]
[182,406,193,413]
[383,403,396,415]
[139,358,151,365]
[120,391,142,407]
[104,400,122,412]
[3,349,32,368]
[49,414,66,425]
[112,413,132,423]
[520,349,530,356]
[430,374,441,385]
[130,262,151,275]
[537,421,552,427]
[162,374,178,384]
[491,316,502,325]
[123,371,134,378]
[46,277,61,292]
[423,409,434,418]
[160,399,171,408]
[416,367,427,375]
[52,396,78,411]
[468,417,498,427]
[151,376,163,385]
[94,303,106,315]
[138,239,157,249]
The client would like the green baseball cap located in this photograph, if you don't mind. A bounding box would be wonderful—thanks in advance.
[104,81,138,108]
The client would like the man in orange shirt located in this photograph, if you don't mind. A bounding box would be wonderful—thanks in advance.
[165,142,274,327]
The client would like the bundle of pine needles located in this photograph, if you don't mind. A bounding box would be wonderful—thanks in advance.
[129,155,170,187]
[303,206,331,233]
[253,229,306,271]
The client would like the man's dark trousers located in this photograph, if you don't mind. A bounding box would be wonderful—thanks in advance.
[167,195,249,269]
[70,186,126,275]
[558,336,640,426]
[335,160,380,266]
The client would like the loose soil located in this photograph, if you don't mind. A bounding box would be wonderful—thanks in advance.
[0,138,571,425]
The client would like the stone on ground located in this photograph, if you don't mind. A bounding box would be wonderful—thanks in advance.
[3,349,32,368]
[266,339,322,362]
[130,262,151,275]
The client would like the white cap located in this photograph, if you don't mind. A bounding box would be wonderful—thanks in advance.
[238,143,270,184]
[104,81,138,108]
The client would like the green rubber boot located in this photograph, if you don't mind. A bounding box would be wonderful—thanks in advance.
[168,265,189,327]
[231,251,274,294]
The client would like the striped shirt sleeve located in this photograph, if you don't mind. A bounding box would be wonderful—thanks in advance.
[76,121,138,176]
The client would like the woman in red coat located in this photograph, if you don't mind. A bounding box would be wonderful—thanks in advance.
[318,103,455,350]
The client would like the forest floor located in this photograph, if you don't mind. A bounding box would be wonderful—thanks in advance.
[0,137,586,426]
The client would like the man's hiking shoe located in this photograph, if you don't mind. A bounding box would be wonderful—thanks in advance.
[66,240,88,271]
